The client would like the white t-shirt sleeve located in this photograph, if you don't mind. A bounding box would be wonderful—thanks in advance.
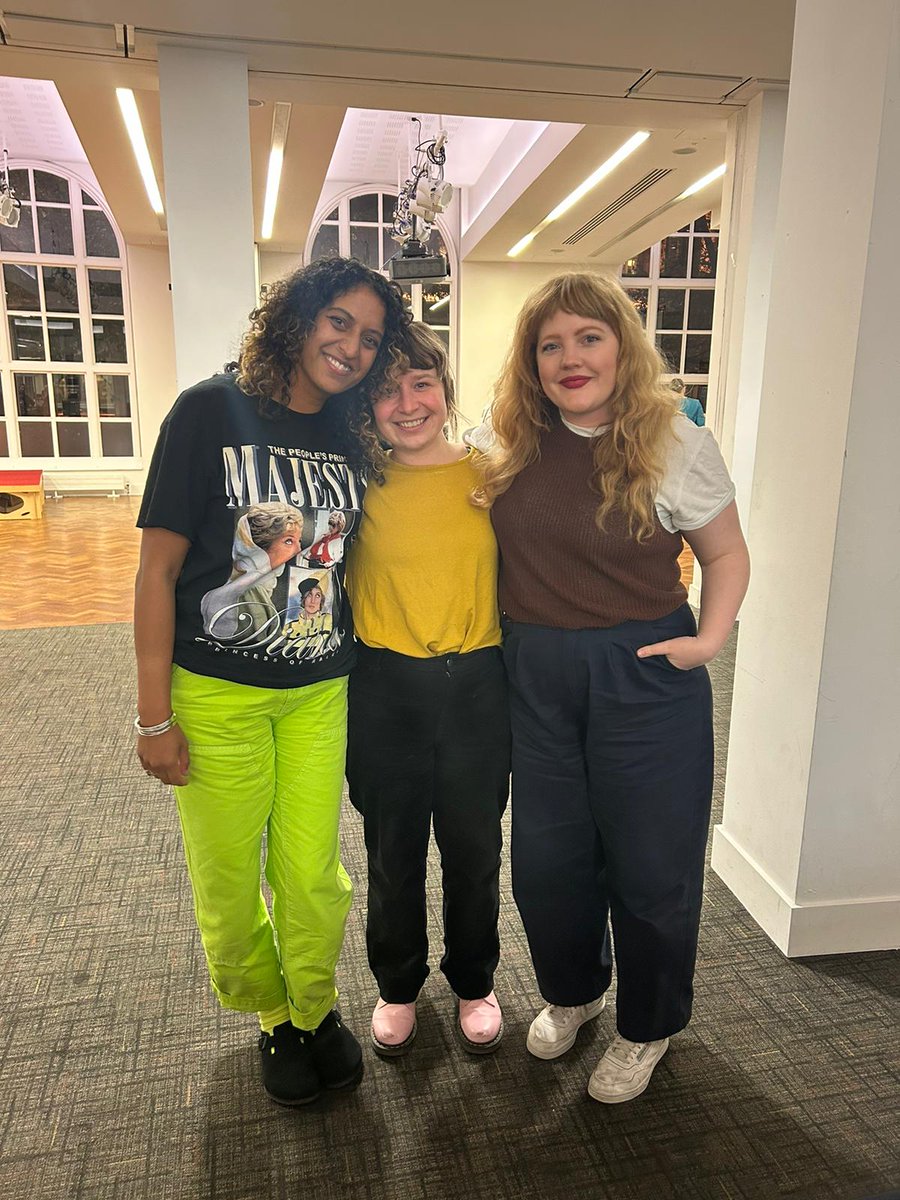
[655,417,736,533]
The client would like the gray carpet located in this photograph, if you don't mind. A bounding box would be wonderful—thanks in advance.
[0,624,897,1200]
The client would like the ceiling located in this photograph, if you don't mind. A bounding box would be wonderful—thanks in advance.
[0,2,796,263]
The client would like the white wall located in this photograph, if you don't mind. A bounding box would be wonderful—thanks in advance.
[127,243,178,490]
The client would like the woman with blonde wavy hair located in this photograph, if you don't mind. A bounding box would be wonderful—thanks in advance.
[478,272,749,1104]
[134,257,408,1108]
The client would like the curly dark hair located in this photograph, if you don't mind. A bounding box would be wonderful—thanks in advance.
[233,257,410,470]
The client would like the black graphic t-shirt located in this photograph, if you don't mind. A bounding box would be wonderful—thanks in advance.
[138,373,366,689]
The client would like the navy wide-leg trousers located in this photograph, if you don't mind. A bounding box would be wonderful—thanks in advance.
[503,604,714,1043]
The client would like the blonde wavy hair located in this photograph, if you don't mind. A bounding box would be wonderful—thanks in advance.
[476,273,679,541]
[359,321,460,484]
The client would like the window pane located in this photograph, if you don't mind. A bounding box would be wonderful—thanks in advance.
[687,289,715,330]
[81,190,99,207]
[48,317,83,362]
[659,236,689,278]
[382,229,398,271]
[37,206,74,255]
[657,333,683,372]
[310,223,339,262]
[4,263,40,310]
[349,193,378,222]
[8,315,44,360]
[687,384,708,407]
[100,422,134,456]
[0,205,36,253]
[422,284,450,327]
[34,170,69,204]
[0,425,7,456]
[432,328,450,354]
[57,422,91,457]
[621,248,652,278]
[97,375,131,417]
[656,289,686,330]
[382,194,398,223]
[93,318,127,362]
[432,234,451,277]
[349,225,379,269]
[691,237,718,279]
[15,373,50,416]
[88,268,124,314]
[684,334,712,374]
[0,377,3,415]
[324,207,338,222]
[10,169,31,200]
[42,265,79,312]
[84,208,119,258]
[625,287,648,327]
[694,212,712,233]
[53,374,87,417]
[18,421,54,456]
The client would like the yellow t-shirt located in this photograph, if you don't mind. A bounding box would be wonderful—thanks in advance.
[346,450,501,657]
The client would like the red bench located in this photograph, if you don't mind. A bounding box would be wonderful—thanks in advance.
[0,469,44,520]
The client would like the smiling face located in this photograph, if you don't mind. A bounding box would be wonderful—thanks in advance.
[372,368,452,466]
[290,285,387,413]
[536,309,620,428]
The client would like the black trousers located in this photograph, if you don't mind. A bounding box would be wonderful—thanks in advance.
[503,605,714,1043]
[347,644,511,1003]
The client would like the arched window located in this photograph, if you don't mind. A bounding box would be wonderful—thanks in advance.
[306,188,454,356]
[0,163,138,463]
[620,213,719,412]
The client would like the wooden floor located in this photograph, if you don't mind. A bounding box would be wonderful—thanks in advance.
[0,496,142,629]
[0,496,694,630]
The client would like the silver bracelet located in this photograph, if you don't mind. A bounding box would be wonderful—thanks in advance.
[134,713,177,737]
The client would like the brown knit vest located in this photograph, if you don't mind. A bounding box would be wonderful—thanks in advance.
[491,420,686,628]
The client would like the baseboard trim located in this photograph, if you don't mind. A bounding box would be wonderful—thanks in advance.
[711,824,900,957]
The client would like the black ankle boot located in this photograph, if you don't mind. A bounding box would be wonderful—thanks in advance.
[258,1021,321,1106]
[308,1009,364,1090]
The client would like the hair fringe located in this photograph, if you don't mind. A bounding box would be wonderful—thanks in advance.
[474,273,679,541]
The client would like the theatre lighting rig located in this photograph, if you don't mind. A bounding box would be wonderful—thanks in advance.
[389,118,452,283]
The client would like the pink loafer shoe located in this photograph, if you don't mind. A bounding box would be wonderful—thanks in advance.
[458,991,503,1054]
[371,998,417,1057]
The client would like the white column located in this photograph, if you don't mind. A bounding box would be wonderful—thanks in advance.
[711,0,900,955]
[158,45,257,392]
[689,88,788,609]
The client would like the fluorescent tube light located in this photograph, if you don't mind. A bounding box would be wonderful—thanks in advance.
[115,88,164,215]
[261,102,292,241]
[429,294,451,313]
[508,232,537,258]
[508,131,650,257]
[677,163,726,200]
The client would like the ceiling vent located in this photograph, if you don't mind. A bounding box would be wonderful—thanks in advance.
[563,169,672,245]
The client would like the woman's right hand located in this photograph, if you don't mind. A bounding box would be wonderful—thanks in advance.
[137,725,191,787]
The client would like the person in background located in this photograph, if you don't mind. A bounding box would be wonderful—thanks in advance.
[475,273,749,1103]
[671,377,706,426]
[346,322,510,1058]
[133,257,408,1107]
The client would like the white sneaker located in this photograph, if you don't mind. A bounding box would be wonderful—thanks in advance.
[526,995,607,1060]
[587,1034,669,1103]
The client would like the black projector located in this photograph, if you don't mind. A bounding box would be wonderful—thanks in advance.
[388,239,448,283]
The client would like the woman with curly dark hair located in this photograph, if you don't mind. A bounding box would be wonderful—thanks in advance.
[133,257,408,1107]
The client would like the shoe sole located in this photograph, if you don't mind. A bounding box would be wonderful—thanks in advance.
[324,1059,365,1090]
[587,1040,669,1104]
[371,1021,418,1058]
[458,1020,503,1056]
[264,1087,321,1107]
[526,995,607,1061]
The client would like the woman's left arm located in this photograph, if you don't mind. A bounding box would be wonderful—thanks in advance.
[637,500,750,669]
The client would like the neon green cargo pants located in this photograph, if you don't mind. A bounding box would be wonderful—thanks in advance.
[170,665,352,1031]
